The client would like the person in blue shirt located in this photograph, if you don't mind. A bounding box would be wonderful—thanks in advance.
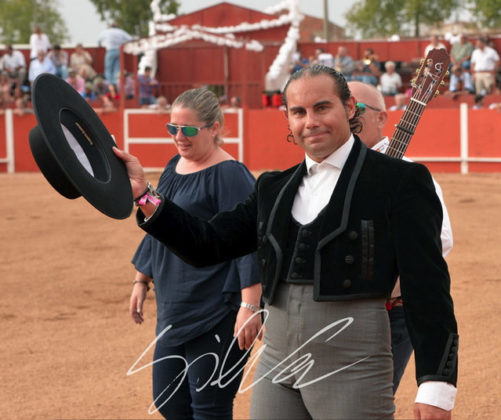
[129,87,261,419]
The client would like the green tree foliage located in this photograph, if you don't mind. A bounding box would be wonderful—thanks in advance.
[345,0,460,38]
[469,0,501,28]
[0,0,68,44]
[89,0,180,37]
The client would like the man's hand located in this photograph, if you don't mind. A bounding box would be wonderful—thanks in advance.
[414,403,451,420]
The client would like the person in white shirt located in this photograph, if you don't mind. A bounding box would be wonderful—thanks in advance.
[424,35,447,57]
[97,22,132,85]
[29,25,50,60]
[348,80,454,394]
[28,50,56,83]
[471,37,500,95]
[315,47,335,68]
[114,65,459,420]
[2,45,27,88]
[379,61,402,96]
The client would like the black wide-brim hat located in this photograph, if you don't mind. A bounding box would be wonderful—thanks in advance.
[29,74,133,219]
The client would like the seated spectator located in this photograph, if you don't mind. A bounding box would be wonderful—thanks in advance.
[93,76,110,98]
[13,96,33,116]
[120,71,135,99]
[70,43,96,81]
[290,49,309,74]
[388,93,407,111]
[0,71,14,105]
[94,95,117,114]
[450,34,474,70]
[424,35,447,56]
[229,95,241,109]
[65,69,85,95]
[355,48,381,86]
[2,45,27,89]
[315,48,335,68]
[138,66,158,106]
[47,44,69,79]
[28,50,56,84]
[448,65,475,96]
[105,83,120,104]
[379,61,402,96]
[471,37,500,95]
[334,46,355,81]
[472,94,485,109]
[148,95,170,113]
[82,81,97,102]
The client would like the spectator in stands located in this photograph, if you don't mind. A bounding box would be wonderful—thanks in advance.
[488,102,501,112]
[2,45,27,89]
[379,61,402,96]
[315,47,335,68]
[138,66,158,106]
[65,69,85,95]
[95,95,117,114]
[47,44,69,79]
[82,81,97,102]
[290,49,309,74]
[355,48,381,86]
[472,94,485,109]
[450,34,474,71]
[105,83,120,104]
[29,25,50,61]
[334,46,355,81]
[448,65,475,97]
[70,43,97,81]
[229,95,241,109]
[148,95,170,113]
[388,93,407,111]
[471,37,500,95]
[93,76,110,98]
[424,35,447,57]
[97,21,132,85]
[0,71,13,104]
[28,50,56,84]
[119,71,135,99]
[13,95,33,116]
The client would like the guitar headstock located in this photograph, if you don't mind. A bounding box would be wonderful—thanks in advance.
[410,49,450,104]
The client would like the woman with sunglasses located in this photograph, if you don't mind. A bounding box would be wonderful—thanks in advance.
[129,87,262,419]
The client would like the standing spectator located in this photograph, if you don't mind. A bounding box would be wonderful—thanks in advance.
[29,25,50,61]
[47,45,69,79]
[334,46,356,81]
[315,47,335,68]
[388,93,408,111]
[471,37,500,95]
[28,50,56,84]
[448,65,475,96]
[2,45,27,89]
[70,43,97,81]
[424,35,447,57]
[97,21,132,85]
[137,66,158,106]
[355,48,381,86]
[65,69,85,95]
[379,61,402,96]
[450,34,474,70]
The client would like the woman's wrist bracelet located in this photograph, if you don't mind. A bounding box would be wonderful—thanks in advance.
[134,182,161,207]
[133,280,151,291]
[240,301,259,313]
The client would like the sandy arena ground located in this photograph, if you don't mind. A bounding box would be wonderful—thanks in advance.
[1,171,500,420]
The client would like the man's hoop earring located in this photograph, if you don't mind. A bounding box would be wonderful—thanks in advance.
[286,129,294,143]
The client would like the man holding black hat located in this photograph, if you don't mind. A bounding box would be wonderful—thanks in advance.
[114,65,458,419]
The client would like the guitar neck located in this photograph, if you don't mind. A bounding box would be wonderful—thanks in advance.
[386,98,427,160]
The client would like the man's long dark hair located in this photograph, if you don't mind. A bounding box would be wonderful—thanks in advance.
[282,64,362,134]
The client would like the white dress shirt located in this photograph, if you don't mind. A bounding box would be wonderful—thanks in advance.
[292,135,457,411]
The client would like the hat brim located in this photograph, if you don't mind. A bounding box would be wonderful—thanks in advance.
[29,73,133,219]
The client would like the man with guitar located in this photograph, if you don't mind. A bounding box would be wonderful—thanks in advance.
[348,80,454,395]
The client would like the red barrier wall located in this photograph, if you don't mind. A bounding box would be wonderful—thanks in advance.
[2,108,501,175]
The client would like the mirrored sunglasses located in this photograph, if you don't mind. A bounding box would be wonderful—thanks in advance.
[166,123,212,137]
[356,102,382,114]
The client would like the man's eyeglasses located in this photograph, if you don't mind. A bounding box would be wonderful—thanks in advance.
[166,123,212,137]
[356,102,382,114]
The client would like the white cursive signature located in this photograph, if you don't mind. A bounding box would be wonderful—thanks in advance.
[127,310,369,414]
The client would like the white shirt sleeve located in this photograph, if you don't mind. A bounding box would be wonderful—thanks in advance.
[415,381,457,411]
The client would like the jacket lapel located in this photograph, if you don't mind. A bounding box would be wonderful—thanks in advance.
[318,137,367,249]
